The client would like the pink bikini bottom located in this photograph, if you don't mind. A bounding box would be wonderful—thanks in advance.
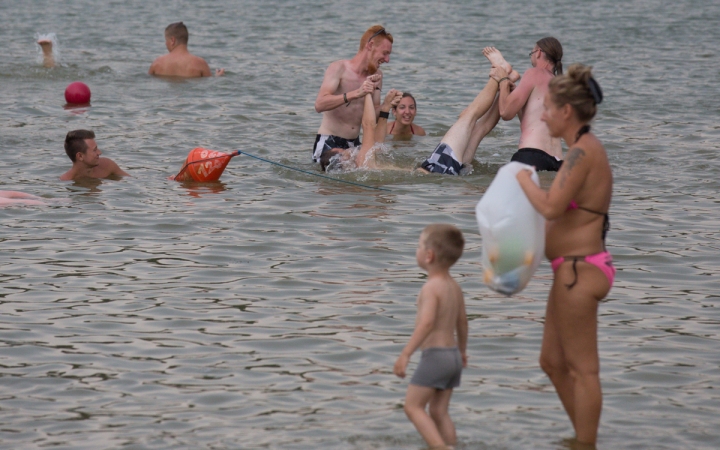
[551,251,615,289]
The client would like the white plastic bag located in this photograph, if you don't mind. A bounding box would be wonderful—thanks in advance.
[476,162,545,295]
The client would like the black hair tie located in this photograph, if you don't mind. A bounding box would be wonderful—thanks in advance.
[588,76,603,105]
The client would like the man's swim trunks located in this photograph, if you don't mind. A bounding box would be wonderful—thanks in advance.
[420,143,464,175]
[410,347,463,390]
[511,148,563,172]
[313,134,361,163]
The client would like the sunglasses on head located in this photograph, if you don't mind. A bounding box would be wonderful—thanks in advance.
[368,28,387,42]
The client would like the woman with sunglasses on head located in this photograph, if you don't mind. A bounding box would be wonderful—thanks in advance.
[387,93,426,140]
[513,63,612,448]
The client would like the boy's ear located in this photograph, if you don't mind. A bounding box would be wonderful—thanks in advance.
[425,248,436,264]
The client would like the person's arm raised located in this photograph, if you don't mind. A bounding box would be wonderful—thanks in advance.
[314,62,373,113]
[374,89,402,144]
[499,68,537,120]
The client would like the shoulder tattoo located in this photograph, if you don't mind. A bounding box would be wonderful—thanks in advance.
[559,147,586,189]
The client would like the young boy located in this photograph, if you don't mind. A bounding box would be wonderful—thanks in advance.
[394,224,468,449]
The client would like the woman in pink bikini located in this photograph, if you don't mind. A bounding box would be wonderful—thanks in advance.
[387,93,426,140]
[516,63,613,447]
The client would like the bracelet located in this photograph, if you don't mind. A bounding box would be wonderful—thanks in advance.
[343,92,349,105]
[378,111,390,119]
[498,77,509,85]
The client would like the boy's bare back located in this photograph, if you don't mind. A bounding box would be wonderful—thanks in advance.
[394,224,467,449]
[416,273,466,350]
[394,224,468,380]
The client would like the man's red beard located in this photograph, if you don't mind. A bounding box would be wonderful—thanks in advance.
[367,61,378,75]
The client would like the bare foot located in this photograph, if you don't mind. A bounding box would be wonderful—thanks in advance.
[37,39,55,68]
[483,46,512,74]
[509,70,521,83]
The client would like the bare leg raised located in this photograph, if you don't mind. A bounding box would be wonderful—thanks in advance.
[459,95,501,165]
[355,94,380,168]
[440,78,499,164]
[37,39,55,68]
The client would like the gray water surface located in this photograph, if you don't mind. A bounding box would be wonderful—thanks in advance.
[1,0,719,449]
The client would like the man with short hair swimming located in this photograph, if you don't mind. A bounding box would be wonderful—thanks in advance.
[149,22,224,78]
[60,130,130,181]
[313,25,393,171]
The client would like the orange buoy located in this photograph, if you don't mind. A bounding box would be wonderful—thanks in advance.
[171,148,239,182]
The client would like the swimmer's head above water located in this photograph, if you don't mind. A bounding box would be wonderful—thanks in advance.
[393,92,417,124]
[64,129,96,162]
[164,21,189,49]
[60,129,129,181]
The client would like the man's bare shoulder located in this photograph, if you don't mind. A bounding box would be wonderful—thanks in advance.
[324,59,351,75]
[97,157,129,178]
[190,54,211,73]
[521,67,553,86]
[422,274,460,298]
[188,53,209,65]
[149,54,170,74]
[148,55,168,75]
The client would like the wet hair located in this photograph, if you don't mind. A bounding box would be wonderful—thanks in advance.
[319,148,342,172]
[421,224,464,268]
[548,64,602,123]
[64,129,95,162]
[536,37,563,75]
[359,25,394,51]
[165,22,189,45]
[393,92,417,111]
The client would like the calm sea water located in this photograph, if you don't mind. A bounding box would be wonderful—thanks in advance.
[1,1,719,449]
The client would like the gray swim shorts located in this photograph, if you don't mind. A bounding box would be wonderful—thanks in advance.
[409,347,463,390]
